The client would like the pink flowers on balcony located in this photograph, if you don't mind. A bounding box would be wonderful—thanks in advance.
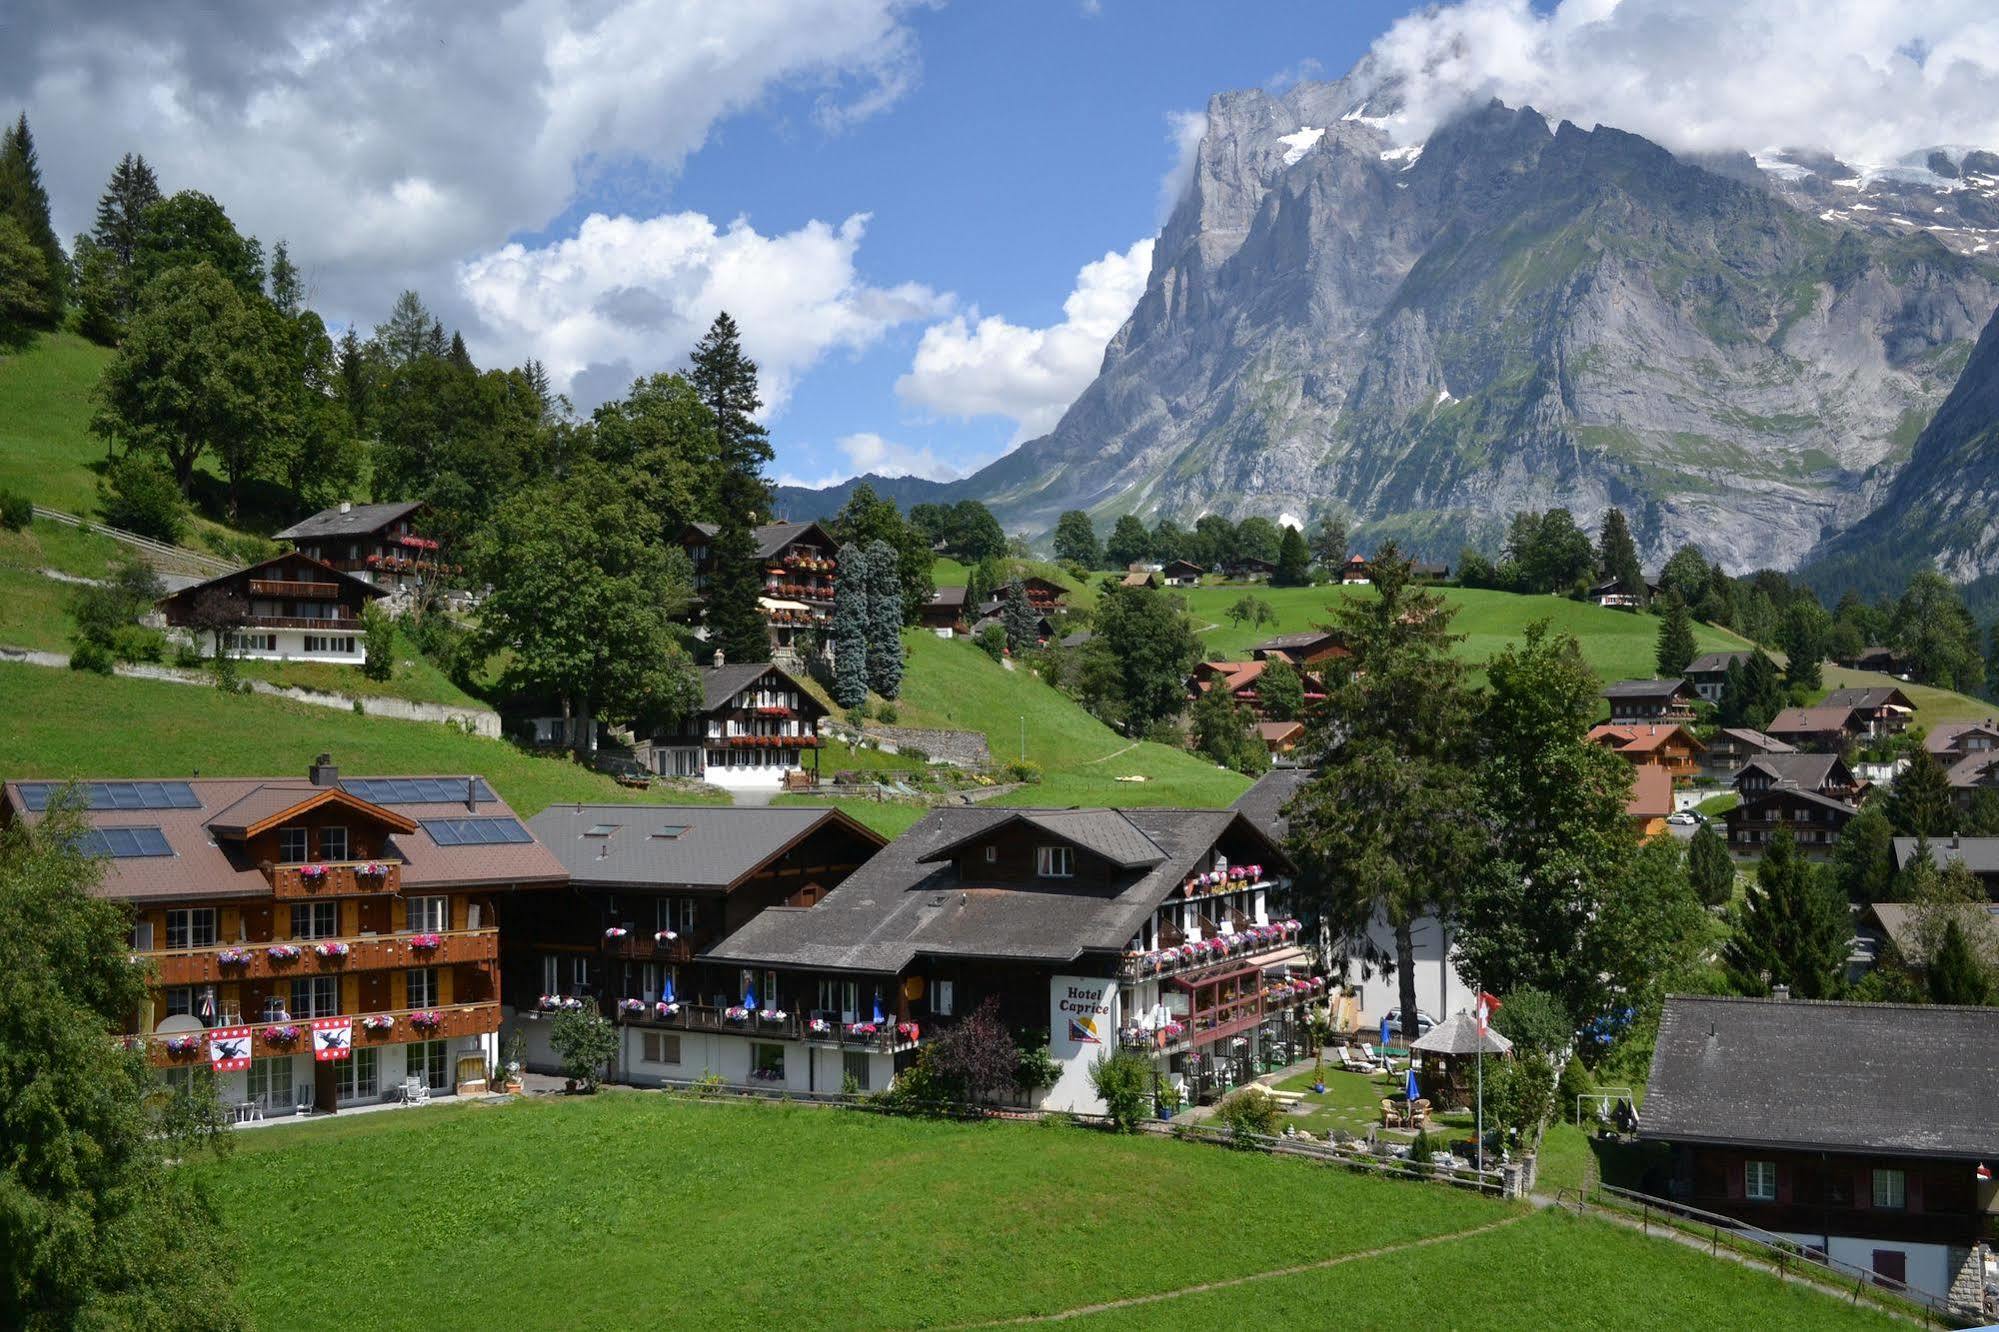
[164,1035,201,1057]
[537,995,584,1012]
[604,927,628,939]
[409,1010,442,1032]
[807,1017,832,1035]
[358,862,388,880]
[895,1022,920,1041]
[217,947,251,967]
[314,941,349,960]
[758,1008,788,1023]
[266,944,302,963]
[655,1000,680,1018]
[265,1024,302,1046]
[654,929,678,943]
[362,1014,396,1033]
[408,933,441,952]
[724,1005,751,1022]
[618,998,646,1015]
[299,864,330,884]
[846,1021,878,1037]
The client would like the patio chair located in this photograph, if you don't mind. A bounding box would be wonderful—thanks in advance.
[400,1076,425,1106]
[294,1085,317,1118]
[1362,1043,1405,1073]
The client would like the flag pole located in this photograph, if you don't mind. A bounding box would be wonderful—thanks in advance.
[1476,1043,1484,1173]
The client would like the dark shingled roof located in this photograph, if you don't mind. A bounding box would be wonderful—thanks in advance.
[1685,651,1752,675]
[1232,767,1311,843]
[1602,678,1695,700]
[695,661,818,714]
[926,585,967,608]
[273,500,423,541]
[704,806,1288,973]
[1821,686,1912,710]
[1715,727,1795,754]
[1733,753,1846,792]
[526,804,882,889]
[1641,995,1999,1159]
[688,520,833,560]
[1893,836,1999,876]
[918,810,1168,870]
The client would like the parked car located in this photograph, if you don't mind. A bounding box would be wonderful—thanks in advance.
[1666,811,1698,826]
[1384,1009,1436,1040]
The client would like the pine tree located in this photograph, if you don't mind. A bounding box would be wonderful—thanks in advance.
[831,542,869,707]
[1310,517,1347,572]
[447,330,474,373]
[336,328,370,432]
[1273,524,1311,587]
[1001,578,1036,653]
[691,313,776,663]
[92,153,162,272]
[1885,747,1957,839]
[1655,592,1698,676]
[864,539,903,699]
[375,290,434,367]
[1734,649,1784,730]
[1596,506,1646,604]
[1927,919,1992,1006]
[1686,822,1735,907]
[1831,804,1898,903]
[1723,827,1849,999]
[0,113,66,324]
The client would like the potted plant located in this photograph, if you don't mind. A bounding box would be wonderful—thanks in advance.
[362,1014,396,1034]
[314,941,349,961]
[408,932,441,952]
[502,1030,527,1093]
[265,944,301,964]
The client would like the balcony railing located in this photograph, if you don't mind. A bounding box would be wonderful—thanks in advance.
[1119,919,1302,982]
[607,1003,922,1052]
[1118,983,1319,1057]
[599,930,705,963]
[247,578,344,599]
[244,615,362,632]
[135,1001,500,1066]
[270,861,401,899]
[140,927,495,986]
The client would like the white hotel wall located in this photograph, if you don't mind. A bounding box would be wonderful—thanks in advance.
[1776,1232,1955,1307]
[512,1014,894,1094]
[1339,909,1477,1028]
[203,1032,491,1113]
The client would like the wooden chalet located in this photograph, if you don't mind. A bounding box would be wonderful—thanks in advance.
[1732,754,1862,803]
[920,585,969,637]
[1701,727,1797,779]
[1725,786,1858,858]
[1821,688,1915,739]
[644,657,826,791]
[681,520,840,663]
[1019,576,1068,610]
[1187,660,1323,720]
[1602,678,1699,724]
[1161,560,1206,587]
[1836,646,1909,676]
[272,500,447,596]
[1588,723,1706,782]
[1925,721,1999,763]
[1250,630,1350,669]
[1642,995,1999,1311]
[1119,570,1160,589]
[1683,651,1753,704]
[1626,764,1674,839]
[1589,572,1658,609]
[158,553,385,665]
[0,758,567,1115]
[1339,554,1372,584]
[1764,705,1864,754]
[1221,556,1277,581]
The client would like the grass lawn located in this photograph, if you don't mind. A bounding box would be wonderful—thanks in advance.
[0,332,117,516]
[0,567,77,652]
[0,660,724,816]
[0,515,125,579]
[894,632,1249,809]
[1696,792,1739,816]
[1180,584,1753,684]
[198,1094,1891,1330]
[230,626,488,709]
[771,794,929,840]
[1820,665,1992,729]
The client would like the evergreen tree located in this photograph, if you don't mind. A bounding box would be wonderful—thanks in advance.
[1927,919,1991,1006]
[1051,510,1101,567]
[0,113,65,324]
[0,217,52,347]
[830,481,933,622]
[1723,827,1848,999]
[1001,577,1037,653]
[1654,593,1698,677]
[266,240,302,317]
[1686,822,1735,907]
[691,313,775,663]
[864,539,903,699]
[1595,507,1645,605]
[1105,513,1150,568]
[1273,524,1311,587]
[1778,599,1831,692]
[1885,748,1957,839]
[447,329,474,373]
[91,153,162,274]
[1256,656,1305,722]
[1831,804,1898,903]
[831,542,869,708]
[1720,649,1784,730]
[336,327,371,432]
[1310,517,1347,572]
[375,290,435,368]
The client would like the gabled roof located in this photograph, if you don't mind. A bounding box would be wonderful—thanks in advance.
[1947,751,1999,788]
[1684,650,1752,675]
[1119,571,1158,588]
[916,809,1168,870]
[1892,837,1999,876]
[204,782,418,838]
[1764,705,1860,734]
[686,520,836,559]
[1161,560,1205,575]
[1232,766,1312,843]
[696,661,822,715]
[273,500,424,542]
[926,585,968,608]
[1626,764,1672,820]
[1602,678,1696,701]
[1256,720,1304,745]
[525,804,884,890]
[1714,727,1795,754]
[1732,785,1859,818]
[1925,720,1999,754]
[1588,723,1706,755]
[1865,902,1999,966]
[1252,630,1343,653]
[1641,995,1999,1158]
[1821,686,1914,711]
[705,807,1289,973]
[1732,753,1848,792]
[157,552,386,610]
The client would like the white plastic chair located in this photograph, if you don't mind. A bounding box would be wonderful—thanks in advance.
[294,1085,317,1117]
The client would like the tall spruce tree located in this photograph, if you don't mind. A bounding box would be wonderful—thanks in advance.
[1655,592,1698,676]
[1273,524,1312,587]
[1000,577,1037,653]
[1723,827,1849,999]
[1927,919,1992,1006]
[1310,517,1348,572]
[691,313,774,663]
[864,539,903,699]
[74,152,163,341]
[0,113,65,324]
[1596,507,1646,604]
[1886,748,1957,839]
[831,542,869,708]
[92,153,162,274]
[1832,804,1898,903]
[1687,821,1735,907]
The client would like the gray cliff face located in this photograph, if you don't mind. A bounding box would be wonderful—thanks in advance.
[964,78,1999,572]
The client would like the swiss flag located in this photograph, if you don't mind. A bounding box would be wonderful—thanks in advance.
[1474,992,1502,1038]
[1978,1163,1992,1183]
[312,1017,353,1062]
[209,1026,252,1071]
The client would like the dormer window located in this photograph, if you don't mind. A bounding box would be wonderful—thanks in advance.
[279,826,308,863]
[1037,846,1074,878]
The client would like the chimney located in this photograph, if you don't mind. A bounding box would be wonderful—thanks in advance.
[1770,983,1790,1001]
[339,499,352,514]
[465,777,478,811]
[308,753,338,787]
[712,648,725,669]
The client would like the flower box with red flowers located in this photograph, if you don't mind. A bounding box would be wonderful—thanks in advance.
[315,941,349,961]
[266,944,302,964]
[409,1010,442,1032]
[618,998,646,1015]
[265,1024,302,1047]
[217,947,252,967]
[164,1034,202,1058]
[408,933,441,952]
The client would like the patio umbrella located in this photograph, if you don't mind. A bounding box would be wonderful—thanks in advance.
[1405,1068,1420,1102]
[742,984,757,1009]
[1380,1013,1391,1047]
[662,975,675,1004]
[871,993,886,1025]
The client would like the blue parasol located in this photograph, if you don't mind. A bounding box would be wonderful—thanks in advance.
[1380,1013,1391,1047]
[742,984,756,1009]
[1405,1068,1420,1102]
[871,993,886,1025]
[662,975,675,1004]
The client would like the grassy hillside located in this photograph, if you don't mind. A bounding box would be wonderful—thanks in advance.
[0,332,116,515]
[0,661,712,817]
[1182,583,1754,683]
[1820,665,1994,729]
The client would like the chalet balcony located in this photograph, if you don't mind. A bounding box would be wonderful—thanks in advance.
[244,614,362,632]
[141,927,496,987]
[1119,919,1303,982]
[1118,978,1321,1057]
[610,1001,805,1041]
[270,860,401,899]
[702,734,819,750]
[247,578,343,599]
[137,1000,500,1066]
[598,929,705,964]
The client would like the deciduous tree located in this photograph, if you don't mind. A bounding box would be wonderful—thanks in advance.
[1105,513,1151,568]
[1051,509,1101,567]
[1077,582,1201,734]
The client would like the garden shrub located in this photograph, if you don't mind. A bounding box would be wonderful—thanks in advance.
[97,456,185,544]
[1088,1052,1152,1132]
[0,488,30,531]
[1214,1085,1281,1145]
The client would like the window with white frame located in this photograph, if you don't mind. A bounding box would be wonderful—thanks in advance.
[932,979,955,1017]
[319,825,349,861]
[130,918,155,950]
[278,826,309,863]
[247,1055,292,1108]
[303,634,356,655]
[983,845,997,863]
[569,956,594,995]
[291,901,336,939]
[751,1043,784,1080]
[163,986,196,1019]
[404,896,447,932]
[1745,1160,1776,1201]
[337,1046,380,1100]
[1872,1169,1905,1209]
[165,907,217,950]
[406,968,438,1009]
[541,955,559,996]
[641,1033,681,1065]
[818,979,859,1023]
[1036,845,1074,878]
[291,976,339,1019]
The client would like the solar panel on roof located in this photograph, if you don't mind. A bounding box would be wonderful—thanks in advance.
[421,817,532,847]
[16,781,199,812]
[345,777,496,805]
[76,826,173,858]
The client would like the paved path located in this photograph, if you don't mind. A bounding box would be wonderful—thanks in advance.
[962,1212,1531,1326]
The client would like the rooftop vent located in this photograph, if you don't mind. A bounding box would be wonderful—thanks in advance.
[465,777,478,811]
[712,648,725,669]
[338,499,352,514]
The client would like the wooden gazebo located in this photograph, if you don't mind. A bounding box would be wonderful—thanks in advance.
[1409,1012,1512,1109]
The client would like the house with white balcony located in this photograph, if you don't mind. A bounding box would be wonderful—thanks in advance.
[642,658,827,789]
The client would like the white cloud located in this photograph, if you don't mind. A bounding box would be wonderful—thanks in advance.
[1364,0,1999,167]
[5,0,929,334]
[1158,109,1209,220]
[459,211,951,410]
[895,237,1154,443]
[779,431,965,488]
